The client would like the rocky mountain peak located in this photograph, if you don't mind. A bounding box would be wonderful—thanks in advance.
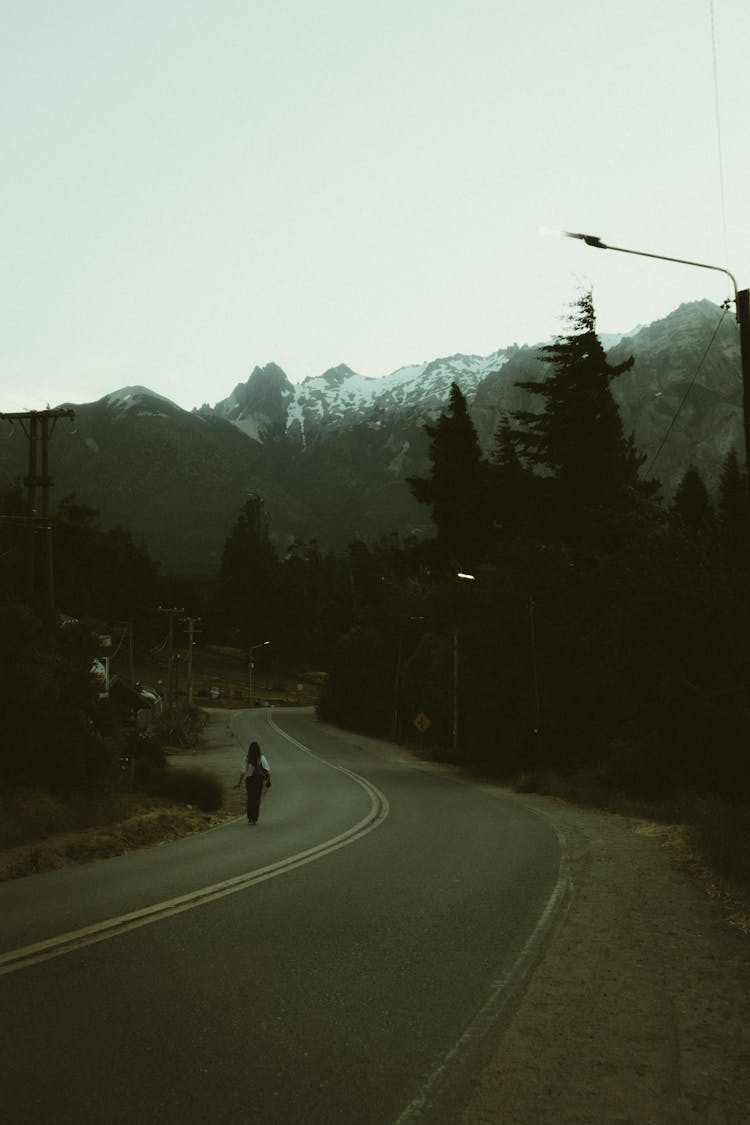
[104,386,186,421]
[315,364,363,387]
[1,298,740,576]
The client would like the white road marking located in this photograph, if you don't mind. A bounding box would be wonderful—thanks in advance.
[0,721,390,977]
[392,819,572,1124]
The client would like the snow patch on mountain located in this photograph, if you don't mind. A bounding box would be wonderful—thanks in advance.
[230,415,266,441]
[276,349,513,445]
[105,386,177,417]
[300,349,511,413]
[297,366,378,419]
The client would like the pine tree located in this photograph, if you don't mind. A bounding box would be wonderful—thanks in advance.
[486,413,531,536]
[407,382,489,567]
[214,496,279,647]
[513,292,657,516]
[717,447,750,569]
[671,465,714,532]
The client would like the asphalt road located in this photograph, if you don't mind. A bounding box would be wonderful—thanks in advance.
[0,708,568,1124]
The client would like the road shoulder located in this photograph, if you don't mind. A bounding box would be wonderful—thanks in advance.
[459,791,750,1124]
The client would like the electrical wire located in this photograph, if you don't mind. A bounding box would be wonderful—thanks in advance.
[149,632,169,655]
[644,306,729,477]
[108,626,128,660]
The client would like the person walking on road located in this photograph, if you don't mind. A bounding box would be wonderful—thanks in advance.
[236,741,271,824]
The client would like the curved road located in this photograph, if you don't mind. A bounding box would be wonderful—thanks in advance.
[0,708,568,1124]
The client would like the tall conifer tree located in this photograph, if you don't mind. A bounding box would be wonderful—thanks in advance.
[408,382,488,567]
[672,465,714,531]
[486,412,530,536]
[215,496,279,646]
[718,447,750,569]
[513,292,656,516]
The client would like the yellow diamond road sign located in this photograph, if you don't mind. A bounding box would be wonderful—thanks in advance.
[413,712,431,733]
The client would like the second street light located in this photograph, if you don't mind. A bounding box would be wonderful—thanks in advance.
[558,230,750,474]
[248,640,270,707]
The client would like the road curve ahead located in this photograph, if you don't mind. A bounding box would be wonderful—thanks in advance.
[0,708,568,1124]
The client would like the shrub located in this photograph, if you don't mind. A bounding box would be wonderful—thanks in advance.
[153,705,207,749]
[688,800,750,891]
[153,766,223,812]
[601,738,675,801]
[513,771,560,796]
[0,787,151,848]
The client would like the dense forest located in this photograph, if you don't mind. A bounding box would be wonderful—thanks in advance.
[319,294,750,807]
[1,293,749,880]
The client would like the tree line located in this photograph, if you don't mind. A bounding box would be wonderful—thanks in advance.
[2,291,749,810]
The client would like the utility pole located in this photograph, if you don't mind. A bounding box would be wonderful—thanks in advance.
[128,618,135,686]
[529,597,542,765]
[157,606,183,712]
[0,408,76,628]
[181,616,201,706]
[248,639,270,707]
[738,288,750,471]
[452,629,459,756]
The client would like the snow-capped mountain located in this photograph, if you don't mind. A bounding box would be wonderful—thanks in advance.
[0,300,742,574]
[201,348,514,447]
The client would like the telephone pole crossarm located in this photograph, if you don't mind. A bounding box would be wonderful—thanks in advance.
[0,408,77,626]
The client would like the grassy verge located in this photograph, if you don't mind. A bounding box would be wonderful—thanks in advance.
[0,788,164,850]
[1,757,226,852]
[0,785,234,883]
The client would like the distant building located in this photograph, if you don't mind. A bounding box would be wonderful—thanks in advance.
[108,677,162,729]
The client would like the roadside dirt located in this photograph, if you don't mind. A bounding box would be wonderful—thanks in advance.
[459,789,750,1125]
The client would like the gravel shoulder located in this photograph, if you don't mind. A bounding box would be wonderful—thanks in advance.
[459,788,750,1125]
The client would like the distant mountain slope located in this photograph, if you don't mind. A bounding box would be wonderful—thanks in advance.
[0,301,742,574]
[607,300,742,489]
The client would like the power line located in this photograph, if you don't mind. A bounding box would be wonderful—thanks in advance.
[644,306,729,477]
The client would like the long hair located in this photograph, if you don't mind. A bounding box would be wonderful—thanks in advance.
[246,741,261,767]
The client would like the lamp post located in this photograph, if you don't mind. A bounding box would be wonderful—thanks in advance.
[454,572,476,755]
[248,640,270,707]
[560,230,750,471]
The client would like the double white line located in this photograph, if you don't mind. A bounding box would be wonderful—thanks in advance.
[0,723,389,977]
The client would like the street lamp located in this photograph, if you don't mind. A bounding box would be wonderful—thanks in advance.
[558,230,750,471]
[248,640,270,707]
[454,572,542,759]
[453,572,476,754]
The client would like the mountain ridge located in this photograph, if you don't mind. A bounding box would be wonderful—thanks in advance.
[0,299,742,574]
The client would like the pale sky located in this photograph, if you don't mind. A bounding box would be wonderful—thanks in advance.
[2,0,748,413]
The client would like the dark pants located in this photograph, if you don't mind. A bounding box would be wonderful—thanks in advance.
[245,777,263,822]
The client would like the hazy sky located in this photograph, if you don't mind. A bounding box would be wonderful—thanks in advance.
[2,0,748,413]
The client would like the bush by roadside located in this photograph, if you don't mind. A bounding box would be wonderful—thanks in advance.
[0,763,224,853]
[688,799,750,890]
[0,788,161,850]
[146,765,223,812]
[0,804,232,882]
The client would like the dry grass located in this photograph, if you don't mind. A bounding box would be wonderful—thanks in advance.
[634,819,750,937]
[0,805,235,882]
